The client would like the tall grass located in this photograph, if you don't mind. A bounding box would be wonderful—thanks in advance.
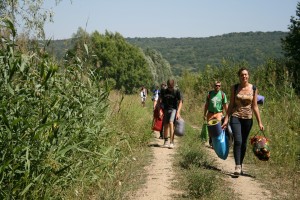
[0,18,157,199]
[0,18,114,199]
[174,125,235,199]
[74,91,154,199]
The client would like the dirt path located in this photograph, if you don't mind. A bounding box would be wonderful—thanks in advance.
[206,143,272,200]
[129,131,272,200]
[129,132,182,200]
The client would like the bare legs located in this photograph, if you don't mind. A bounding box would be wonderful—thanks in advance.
[164,122,174,143]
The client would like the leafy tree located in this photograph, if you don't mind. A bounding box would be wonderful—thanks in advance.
[281,2,300,93]
[282,2,300,62]
[144,48,173,86]
[0,0,63,38]
[66,29,153,94]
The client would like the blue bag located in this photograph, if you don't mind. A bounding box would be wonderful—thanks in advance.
[211,129,229,160]
[257,95,265,105]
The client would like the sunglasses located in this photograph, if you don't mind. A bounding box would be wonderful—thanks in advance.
[215,85,221,87]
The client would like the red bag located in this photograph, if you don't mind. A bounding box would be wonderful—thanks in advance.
[152,117,163,131]
[152,107,164,131]
[153,107,163,118]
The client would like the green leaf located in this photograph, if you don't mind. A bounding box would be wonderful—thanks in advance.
[7,84,14,95]
[84,43,89,55]
[20,55,28,72]
[20,183,33,196]
[57,140,88,157]
[25,147,30,171]
[3,18,16,37]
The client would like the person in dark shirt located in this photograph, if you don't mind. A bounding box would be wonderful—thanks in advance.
[159,79,183,149]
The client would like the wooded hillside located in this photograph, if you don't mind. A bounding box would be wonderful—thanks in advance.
[49,31,287,76]
[126,31,287,75]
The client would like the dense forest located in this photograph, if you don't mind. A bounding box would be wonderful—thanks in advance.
[127,31,287,75]
[50,31,287,76]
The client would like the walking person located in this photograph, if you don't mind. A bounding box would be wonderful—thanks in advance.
[204,81,228,146]
[222,67,264,175]
[159,79,183,149]
[152,85,160,109]
[140,86,147,107]
[152,85,164,138]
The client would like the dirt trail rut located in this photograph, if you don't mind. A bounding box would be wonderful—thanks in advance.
[206,143,272,200]
[129,133,182,200]
[129,131,272,200]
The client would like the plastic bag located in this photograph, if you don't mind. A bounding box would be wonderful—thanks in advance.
[200,123,208,141]
[174,118,185,137]
[211,130,229,160]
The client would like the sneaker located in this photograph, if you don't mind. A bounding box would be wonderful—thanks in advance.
[169,143,174,149]
[162,141,169,148]
[234,165,242,175]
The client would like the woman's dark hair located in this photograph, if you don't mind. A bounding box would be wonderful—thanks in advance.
[237,67,250,76]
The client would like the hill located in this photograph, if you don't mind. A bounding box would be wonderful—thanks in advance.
[49,31,287,76]
[126,31,287,75]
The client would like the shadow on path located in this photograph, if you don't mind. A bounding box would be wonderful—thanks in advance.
[148,143,161,147]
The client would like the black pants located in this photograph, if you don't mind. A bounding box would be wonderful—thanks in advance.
[230,116,253,165]
[160,123,164,137]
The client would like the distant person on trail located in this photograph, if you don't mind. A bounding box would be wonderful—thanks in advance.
[140,86,147,107]
[204,81,228,147]
[152,84,163,138]
[152,85,160,109]
[159,79,183,149]
[221,67,264,176]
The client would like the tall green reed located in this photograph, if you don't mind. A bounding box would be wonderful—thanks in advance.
[0,18,112,199]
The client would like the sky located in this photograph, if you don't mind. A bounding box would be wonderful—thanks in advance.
[44,0,299,39]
